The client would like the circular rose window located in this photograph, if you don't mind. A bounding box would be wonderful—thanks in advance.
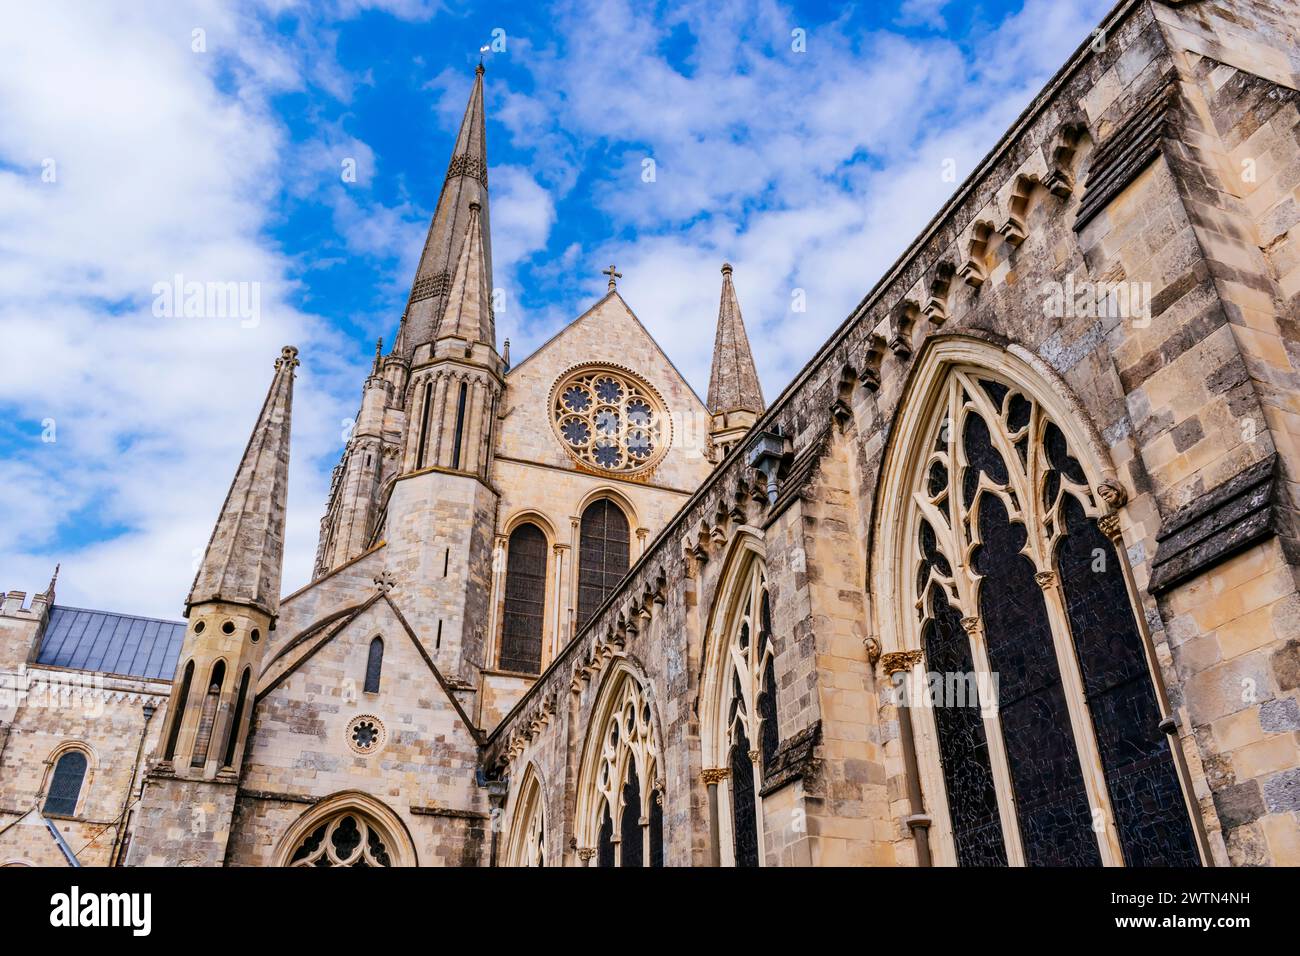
[550,365,670,475]
[346,714,386,755]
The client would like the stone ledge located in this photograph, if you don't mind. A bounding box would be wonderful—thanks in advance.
[1149,454,1280,595]
[760,720,821,798]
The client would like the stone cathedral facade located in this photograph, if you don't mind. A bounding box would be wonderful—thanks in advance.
[2,0,1299,867]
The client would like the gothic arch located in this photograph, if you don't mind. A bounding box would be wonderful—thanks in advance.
[870,335,1201,867]
[503,762,548,867]
[574,485,641,533]
[574,658,665,866]
[40,741,96,818]
[274,791,417,867]
[698,529,777,866]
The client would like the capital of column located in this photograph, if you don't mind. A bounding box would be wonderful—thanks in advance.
[700,768,730,785]
[879,649,924,675]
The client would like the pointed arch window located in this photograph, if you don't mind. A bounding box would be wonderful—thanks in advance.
[900,366,1199,866]
[715,559,777,867]
[577,499,629,629]
[288,813,394,867]
[364,637,384,693]
[190,660,225,768]
[163,659,194,761]
[500,523,547,673]
[44,750,88,817]
[581,673,664,867]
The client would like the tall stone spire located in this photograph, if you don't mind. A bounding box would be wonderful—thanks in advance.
[187,345,298,618]
[439,201,494,346]
[395,64,493,359]
[706,263,763,458]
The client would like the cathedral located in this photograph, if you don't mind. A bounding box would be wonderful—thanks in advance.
[2,0,1299,867]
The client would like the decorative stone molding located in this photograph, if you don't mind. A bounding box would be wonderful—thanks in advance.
[960,616,980,634]
[879,649,924,675]
[1074,79,1177,231]
[1097,513,1122,540]
[1034,570,1057,589]
[1149,454,1280,595]
[1097,477,1128,509]
[408,270,452,305]
[700,768,730,785]
[447,152,489,187]
[759,720,821,798]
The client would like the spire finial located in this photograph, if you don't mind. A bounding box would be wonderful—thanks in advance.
[45,563,60,597]
[602,263,622,291]
[722,261,733,276]
[373,337,383,373]
[276,345,300,371]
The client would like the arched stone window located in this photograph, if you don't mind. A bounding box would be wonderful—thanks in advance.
[877,347,1200,867]
[43,749,89,817]
[162,659,194,761]
[577,498,629,629]
[576,665,664,867]
[221,666,252,770]
[190,660,226,768]
[504,766,546,867]
[703,544,777,867]
[276,792,417,867]
[501,523,548,673]
[364,636,384,693]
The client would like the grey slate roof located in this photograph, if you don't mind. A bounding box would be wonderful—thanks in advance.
[35,605,186,681]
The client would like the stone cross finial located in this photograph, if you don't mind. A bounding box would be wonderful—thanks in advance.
[602,264,622,291]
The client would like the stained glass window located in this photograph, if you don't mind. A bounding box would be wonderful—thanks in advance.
[717,559,775,866]
[44,750,88,816]
[589,675,662,866]
[578,499,629,629]
[902,366,1199,866]
[288,812,393,867]
[501,523,547,673]
[551,366,669,474]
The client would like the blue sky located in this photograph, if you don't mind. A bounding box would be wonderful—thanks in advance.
[0,0,1114,616]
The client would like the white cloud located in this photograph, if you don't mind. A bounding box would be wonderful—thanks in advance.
[0,1,367,616]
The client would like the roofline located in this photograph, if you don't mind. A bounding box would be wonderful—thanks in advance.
[506,289,710,411]
[48,604,185,627]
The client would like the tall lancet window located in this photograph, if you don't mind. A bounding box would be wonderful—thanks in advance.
[897,364,1199,866]
[711,557,777,867]
[501,523,547,673]
[577,499,630,629]
[364,637,384,693]
[577,668,664,867]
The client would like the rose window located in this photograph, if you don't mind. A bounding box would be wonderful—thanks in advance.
[551,366,669,475]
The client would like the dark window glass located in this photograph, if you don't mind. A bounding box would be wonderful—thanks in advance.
[222,667,252,768]
[501,524,547,673]
[44,751,88,816]
[577,499,630,628]
[758,655,780,772]
[649,791,664,867]
[364,637,384,693]
[1057,495,1200,865]
[923,583,1007,866]
[975,491,1100,866]
[163,660,194,760]
[620,764,643,868]
[730,723,759,867]
[597,803,614,867]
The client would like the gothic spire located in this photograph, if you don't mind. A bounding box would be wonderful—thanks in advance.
[394,64,493,358]
[439,201,494,345]
[187,346,298,618]
[707,263,764,418]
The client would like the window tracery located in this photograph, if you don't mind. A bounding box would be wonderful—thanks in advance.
[551,366,669,475]
[904,365,1199,866]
